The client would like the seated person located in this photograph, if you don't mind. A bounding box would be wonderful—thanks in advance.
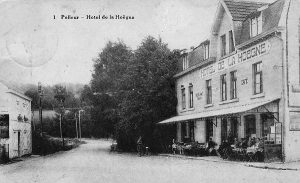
[219,139,231,158]
[242,136,254,148]
[206,137,219,156]
[231,138,239,148]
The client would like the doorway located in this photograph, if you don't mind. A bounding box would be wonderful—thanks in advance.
[221,118,227,142]
[17,131,20,157]
[244,115,256,138]
[206,119,213,142]
[230,117,238,138]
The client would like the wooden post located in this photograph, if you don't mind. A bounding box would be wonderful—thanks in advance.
[75,113,78,139]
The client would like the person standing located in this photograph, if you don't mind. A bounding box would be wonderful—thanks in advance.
[137,136,143,156]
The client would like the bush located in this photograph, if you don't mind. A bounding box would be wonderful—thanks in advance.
[32,131,80,155]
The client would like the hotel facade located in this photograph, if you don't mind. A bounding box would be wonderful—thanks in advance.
[159,0,300,162]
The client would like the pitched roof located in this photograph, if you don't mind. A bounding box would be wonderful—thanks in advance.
[238,0,285,45]
[224,0,268,21]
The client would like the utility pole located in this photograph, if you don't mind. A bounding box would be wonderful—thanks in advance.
[54,85,66,148]
[75,113,78,139]
[38,82,43,136]
[78,110,84,141]
[59,113,62,139]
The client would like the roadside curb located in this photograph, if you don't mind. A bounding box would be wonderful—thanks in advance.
[158,154,299,171]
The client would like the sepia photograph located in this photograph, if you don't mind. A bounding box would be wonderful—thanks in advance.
[1,0,300,182]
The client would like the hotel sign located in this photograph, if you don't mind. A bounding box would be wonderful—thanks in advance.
[200,41,271,78]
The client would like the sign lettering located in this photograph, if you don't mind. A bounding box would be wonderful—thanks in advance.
[200,41,271,78]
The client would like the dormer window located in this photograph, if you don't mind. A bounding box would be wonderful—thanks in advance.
[182,55,189,70]
[250,13,262,37]
[204,43,210,60]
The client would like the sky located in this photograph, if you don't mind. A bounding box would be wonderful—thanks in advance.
[0,0,276,86]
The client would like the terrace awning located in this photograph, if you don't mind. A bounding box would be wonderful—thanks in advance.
[158,98,279,124]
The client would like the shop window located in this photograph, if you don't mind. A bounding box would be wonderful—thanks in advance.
[244,115,256,137]
[0,114,9,138]
[220,74,227,101]
[253,62,263,94]
[181,86,186,110]
[182,55,188,70]
[229,30,235,53]
[204,43,210,60]
[221,34,226,57]
[230,71,237,99]
[261,113,282,144]
[188,84,193,108]
[206,79,212,104]
[250,13,262,37]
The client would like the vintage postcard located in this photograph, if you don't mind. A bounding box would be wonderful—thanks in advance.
[1,0,300,182]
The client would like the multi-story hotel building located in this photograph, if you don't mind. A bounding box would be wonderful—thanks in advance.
[159,0,300,162]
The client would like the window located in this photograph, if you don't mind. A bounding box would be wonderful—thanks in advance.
[253,62,263,94]
[221,34,226,57]
[229,30,235,53]
[206,79,212,104]
[181,87,186,110]
[189,84,194,108]
[250,14,262,37]
[204,43,210,60]
[230,71,237,99]
[182,55,188,70]
[220,74,227,101]
[0,114,9,138]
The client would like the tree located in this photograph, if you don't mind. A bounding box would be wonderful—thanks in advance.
[91,41,133,93]
[116,36,179,152]
[89,41,132,138]
[87,37,179,151]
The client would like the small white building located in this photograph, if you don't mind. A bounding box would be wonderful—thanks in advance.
[0,82,32,159]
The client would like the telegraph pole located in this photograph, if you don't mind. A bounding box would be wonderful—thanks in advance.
[78,110,84,141]
[59,114,63,139]
[38,82,43,136]
[75,113,78,139]
[54,85,66,148]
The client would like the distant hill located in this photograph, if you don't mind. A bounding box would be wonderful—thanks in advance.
[21,82,86,99]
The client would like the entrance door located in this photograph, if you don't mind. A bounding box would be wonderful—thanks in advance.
[244,115,256,138]
[17,131,20,157]
[206,119,213,142]
[230,117,238,138]
[221,118,227,142]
